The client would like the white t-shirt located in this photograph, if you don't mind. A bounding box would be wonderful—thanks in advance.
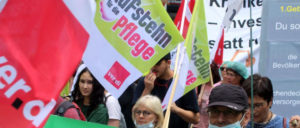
[105,93,122,120]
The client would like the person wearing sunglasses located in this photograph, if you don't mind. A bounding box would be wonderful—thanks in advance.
[207,84,250,128]
[219,61,231,82]
[132,95,164,128]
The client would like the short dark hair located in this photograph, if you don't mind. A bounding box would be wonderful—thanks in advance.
[161,53,171,61]
[241,74,273,103]
[155,53,171,65]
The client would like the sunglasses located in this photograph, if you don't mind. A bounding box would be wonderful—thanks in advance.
[220,67,226,71]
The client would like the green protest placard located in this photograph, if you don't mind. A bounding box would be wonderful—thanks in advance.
[94,0,184,74]
[184,0,210,94]
[44,115,115,128]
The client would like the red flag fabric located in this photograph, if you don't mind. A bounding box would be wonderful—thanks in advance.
[173,0,195,38]
[210,0,243,66]
[213,29,224,67]
[0,0,89,127]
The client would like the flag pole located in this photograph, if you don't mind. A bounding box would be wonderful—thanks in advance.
[162,43,182,128]
[162,0,188,127]
[209,64,214,87]
[179,0,188,34]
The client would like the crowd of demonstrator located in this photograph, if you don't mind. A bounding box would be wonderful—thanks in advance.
[52,53,300,128]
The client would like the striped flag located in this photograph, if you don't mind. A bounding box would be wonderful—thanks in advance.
[173,0,195,38]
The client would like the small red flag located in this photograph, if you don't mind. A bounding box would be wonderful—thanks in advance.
[213,29,225,67]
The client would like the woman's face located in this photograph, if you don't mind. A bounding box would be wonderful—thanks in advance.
[220,65,229,84]
[224,69,242,86]
[134,105,158,126]
[79,71,93,97]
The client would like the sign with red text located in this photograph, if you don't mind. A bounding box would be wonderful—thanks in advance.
[0,0,88,127]
[74,0,184,98]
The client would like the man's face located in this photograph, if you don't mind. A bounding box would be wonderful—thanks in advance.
[208,106,243,127]
[248,96,272,123]
[151,59,170,78]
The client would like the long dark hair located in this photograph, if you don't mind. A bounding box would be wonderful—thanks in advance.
[210,61,221,84]
[71,67,105,116]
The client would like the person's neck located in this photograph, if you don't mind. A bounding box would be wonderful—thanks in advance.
[158,69,173,80]
[263,111,273,124]
[83,96,90,106]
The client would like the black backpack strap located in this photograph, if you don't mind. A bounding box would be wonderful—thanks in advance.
[54,101,76,117]
[105,94,112,103]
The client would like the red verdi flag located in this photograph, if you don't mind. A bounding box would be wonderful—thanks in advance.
[0,0,89,127]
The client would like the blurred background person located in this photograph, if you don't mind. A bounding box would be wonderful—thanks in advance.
[290,115,300,128]
[119,79,139,128]
[104,90,126,128]
[193,61,220,128]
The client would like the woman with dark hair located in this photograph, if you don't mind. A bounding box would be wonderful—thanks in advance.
[71,67,108,124]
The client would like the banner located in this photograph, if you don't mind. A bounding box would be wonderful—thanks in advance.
[67,0,184,98]
[259,0,300,118]
[44,115,114,128]
[0,0,89,127]
[204,0,262,73]
[162,0,210,109]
